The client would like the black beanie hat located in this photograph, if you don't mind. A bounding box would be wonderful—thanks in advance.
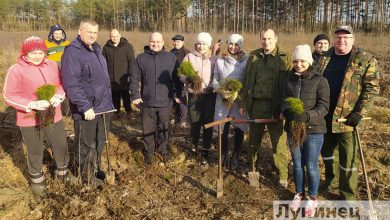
[313,34,330,45]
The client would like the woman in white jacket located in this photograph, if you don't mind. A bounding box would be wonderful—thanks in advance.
[212,34,249,170]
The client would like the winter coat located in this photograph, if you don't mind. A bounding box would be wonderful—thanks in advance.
[130,46,179,108]
[283,68,330,134]
[212,53,249,131]
[102,37,135,91]
[3,58,64,127]
[45,40,69,68]
[241,46,292,119]
[183,50,217,92]
[61,36,115,120]
[170,46,190,64]
[314,47,380,133]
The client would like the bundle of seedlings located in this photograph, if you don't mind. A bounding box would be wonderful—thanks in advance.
[218,79,242,109]
[35,84,56,128]
[285,97,306,147]
[178,61,202,93]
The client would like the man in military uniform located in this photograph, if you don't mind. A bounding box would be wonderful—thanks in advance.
[240,28,291,187]
[315,25,380,200]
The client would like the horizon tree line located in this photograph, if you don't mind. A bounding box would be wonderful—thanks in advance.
[0,0,389,33]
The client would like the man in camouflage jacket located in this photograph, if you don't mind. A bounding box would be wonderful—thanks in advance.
[240,28,292,187]
[315,25,380,200]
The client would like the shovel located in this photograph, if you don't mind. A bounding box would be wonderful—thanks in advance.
[99,110,117,185]
[204,117,234,198]
[242,118,277,187]
[338,117,377,219]
[248,145,260,187]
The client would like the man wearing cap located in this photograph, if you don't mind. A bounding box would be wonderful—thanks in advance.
[61,19,115,185]
[103,29,135,117]
[130,32,180,165]
[170,34,190,127]
[315,25,380,200]
[312,34,330,61]
[171,34,190,63]
[240,28,292,188]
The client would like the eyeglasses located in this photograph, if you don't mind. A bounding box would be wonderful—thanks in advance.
[335,36,354,40]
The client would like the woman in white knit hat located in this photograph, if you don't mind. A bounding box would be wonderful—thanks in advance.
[182,32,217,165]
[211,34,248,170]
[282,44,330,217]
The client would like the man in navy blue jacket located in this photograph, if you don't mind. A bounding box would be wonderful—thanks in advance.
[61,19,115,184]
[130,32,179,165]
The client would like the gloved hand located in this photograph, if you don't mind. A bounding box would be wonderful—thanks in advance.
[50,94,65,107]
[27,100,50,111]
[84,108,95,120]
[345,112,363,127]
[295,112,309,122]
[132,98,143,105]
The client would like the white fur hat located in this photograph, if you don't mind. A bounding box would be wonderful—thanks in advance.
[292,44,313,65]
[196,32,212,48]
[227,34,244,48]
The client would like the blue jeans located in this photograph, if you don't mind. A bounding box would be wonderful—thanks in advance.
[288,133,324,197]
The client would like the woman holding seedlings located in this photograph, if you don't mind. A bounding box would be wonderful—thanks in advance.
[3,36,70,197]
[182,32,217,165]
[283,44,329,217]
[211,34,248,170]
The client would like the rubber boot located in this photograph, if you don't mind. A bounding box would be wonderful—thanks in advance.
[31,181,47,197]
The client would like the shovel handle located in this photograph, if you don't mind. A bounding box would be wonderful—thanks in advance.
[204,117,234,129]
[336,117,371,122]
[234,118,278,124]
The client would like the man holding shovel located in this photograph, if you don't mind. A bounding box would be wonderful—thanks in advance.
[61,19,115,185]
[240,28,292,188]
[315,25,380,200]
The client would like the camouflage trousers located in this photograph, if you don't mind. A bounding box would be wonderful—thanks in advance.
[321,131,360,200]
[248,119,289,182]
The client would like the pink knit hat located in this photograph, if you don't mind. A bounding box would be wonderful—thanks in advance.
[21,36,47,56]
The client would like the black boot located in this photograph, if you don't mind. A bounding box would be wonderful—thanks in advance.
[230,128,244,171]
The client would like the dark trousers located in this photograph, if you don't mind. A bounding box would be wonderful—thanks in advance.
[221,122,244,157]
[20,120,69,182]
[74,115,111,179]
[188,93,216,153]
[174,95,188,123]
[112,90,131,112]
[142,106,171,158]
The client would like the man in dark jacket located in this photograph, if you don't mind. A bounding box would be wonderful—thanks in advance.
[312,34,330,61]
[103,29,135,116]
[130,32,179,165]
[61,19,115,185]
[170,34,190,127]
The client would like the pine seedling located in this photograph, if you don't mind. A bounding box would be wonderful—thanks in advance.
[285,97,306,147]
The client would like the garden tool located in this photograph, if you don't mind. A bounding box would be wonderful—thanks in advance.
[97,109,117,185]
[204,117,234,198]
[238,118,277,187]
[338,117,377,219]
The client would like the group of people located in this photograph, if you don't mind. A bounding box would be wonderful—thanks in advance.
[2,18,380,217]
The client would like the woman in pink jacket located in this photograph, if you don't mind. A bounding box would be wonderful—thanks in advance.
[2,36,70,197]
[182,32,217,165]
